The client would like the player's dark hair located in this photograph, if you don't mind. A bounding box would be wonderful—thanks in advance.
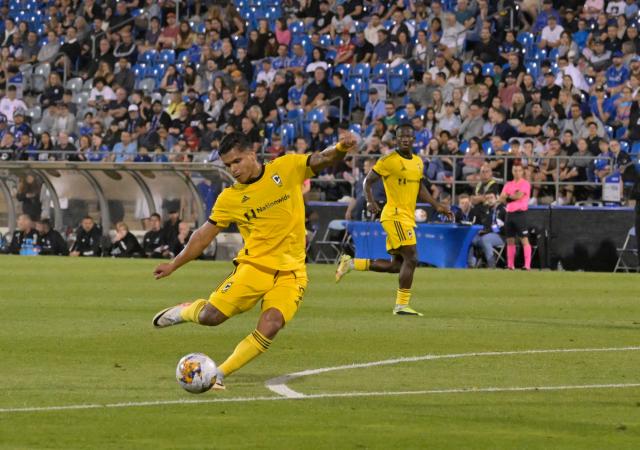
[150,213,161,220]
[396,123,415,135]
[219,132,252,155]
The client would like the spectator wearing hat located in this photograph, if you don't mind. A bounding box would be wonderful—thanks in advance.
[540,71,561,104]
[606,51,630,93]
[125,104,145,136]
[0,86,26,125]
[9,108,31,140]
[335,30,356,65]
[157,11,178,49]
[587,38,612,72]
[362,88,385,127]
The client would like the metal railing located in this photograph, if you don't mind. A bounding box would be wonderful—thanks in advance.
[4,151,635,205]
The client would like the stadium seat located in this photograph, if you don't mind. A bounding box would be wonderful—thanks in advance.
[289,20,305,34]
[307,108,326,124]
[351,63,371,80]
[157,50,176,64]
[139,78,156,93]
[333,64,351,82]
[31,121,47,135]
[349,124,362,136]
[372,63,388,83]
[460,140,469,153]
[320,34,332,48]
[481,63,494,77]
[631,142,640,155]
[65,77,83,94]
[25,105,41,122]
[281,122,296,147]
[387,63,411,96]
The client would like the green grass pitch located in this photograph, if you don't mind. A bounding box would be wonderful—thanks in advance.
[1,256,639,449]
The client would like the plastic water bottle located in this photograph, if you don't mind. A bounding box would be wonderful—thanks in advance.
[20,238,38,256]
[556,260,563,271]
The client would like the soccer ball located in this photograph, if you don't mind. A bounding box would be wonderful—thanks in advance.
[176,353,217,394]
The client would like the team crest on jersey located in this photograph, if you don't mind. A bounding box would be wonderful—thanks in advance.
[241,195,250,203]
[272,173,283,186]
[407,229,413,239]
[221,281,233,293]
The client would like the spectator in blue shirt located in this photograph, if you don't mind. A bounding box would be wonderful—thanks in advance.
[362,87,386,127]
[113,131,138,162]
[287,72,306,108]
[412,115,432,155]
[532,0,560,34]
[271,44,291,70]
[625,0,639,19]
[590,85,617,124]
[288,44,308,73]
[606,51,629,92]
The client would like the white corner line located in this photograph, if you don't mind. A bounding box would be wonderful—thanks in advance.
[265,346,640,398]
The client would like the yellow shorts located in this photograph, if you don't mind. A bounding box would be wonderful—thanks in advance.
[382,220,417,253]
[209,262,308,323]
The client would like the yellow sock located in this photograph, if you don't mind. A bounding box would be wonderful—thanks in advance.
[395,288,411,307]
[218,330,272,376]
[179,299,207,323]
[353,258,370,271]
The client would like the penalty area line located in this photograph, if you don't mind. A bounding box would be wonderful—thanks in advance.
[1,383,640,414]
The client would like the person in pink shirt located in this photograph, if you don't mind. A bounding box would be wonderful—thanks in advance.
[499,164,533,270]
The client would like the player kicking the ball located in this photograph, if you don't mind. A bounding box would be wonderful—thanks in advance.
[152,131,356,390]
[335,123,452,316]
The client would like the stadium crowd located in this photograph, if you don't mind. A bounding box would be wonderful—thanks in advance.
[0,0,639,209]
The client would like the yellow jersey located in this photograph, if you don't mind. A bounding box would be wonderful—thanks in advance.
[372,151,424,226]
[209,154,314,272]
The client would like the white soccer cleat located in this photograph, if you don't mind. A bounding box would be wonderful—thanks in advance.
[211,369,226,391]
[393,305,424,317]
[152,302,190,328]
[335,254,353,283]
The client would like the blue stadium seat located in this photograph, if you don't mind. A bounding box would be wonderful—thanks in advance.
[333,64,351,82]
[372,63,388,83]
[481,63,494,77]
[351,63,371,80]
[157,50,176,64]
[396,108,408,122]
[388,64,410,96]
[631,142,640,155]
[482,141,493,155]
[525,61,539,79]
[307,108,326,124]
[460,141,470,153]
[615,127,627,139]
[320,34,332,48]
[620,141,630,153]
[281,122,296,147]
[349,124,362,136]
[290,20,305,34]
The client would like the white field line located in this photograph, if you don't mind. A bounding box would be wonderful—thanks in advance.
[1,383,640,414]
[265,346,640,398]
[2,346,639,414]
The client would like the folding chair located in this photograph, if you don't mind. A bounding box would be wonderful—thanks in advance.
[313,220,348,263]
[614,227,637,272]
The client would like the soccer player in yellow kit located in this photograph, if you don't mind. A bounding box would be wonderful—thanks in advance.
[336,124,452,316]
[152,131,356,390]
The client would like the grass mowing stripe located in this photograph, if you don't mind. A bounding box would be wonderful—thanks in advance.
[2,383,639,414]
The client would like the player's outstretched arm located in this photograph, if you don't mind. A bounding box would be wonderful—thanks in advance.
[153,221,220,280]
[308,131,357,174]
[363,169,382,215]
[418,181,454,221]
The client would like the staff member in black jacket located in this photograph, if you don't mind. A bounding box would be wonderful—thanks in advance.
[36,219,69,256]
[110,222,142,257]
[5,214,39,254]
[70,216,102,257]
[143,213,170,258]
[469,192,507,268]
